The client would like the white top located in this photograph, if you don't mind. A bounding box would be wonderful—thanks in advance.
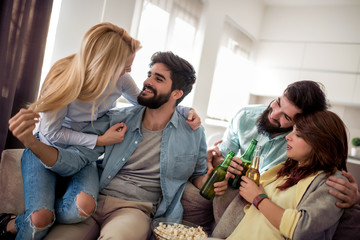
[38,73,140,149]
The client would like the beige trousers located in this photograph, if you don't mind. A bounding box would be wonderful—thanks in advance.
[45,195,153,240]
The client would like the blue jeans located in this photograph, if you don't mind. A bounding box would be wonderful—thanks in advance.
[14,148,99,240]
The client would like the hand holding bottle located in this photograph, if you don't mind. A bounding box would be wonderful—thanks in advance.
[203,167,229,196]
[228,139,258,189]
[200,151,235,200]
[239,176,265,204]
[226,156,244,179]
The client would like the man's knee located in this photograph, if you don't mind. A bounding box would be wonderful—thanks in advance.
[75,192,96,218]
[181,181,214,235]
[31,209,54,229]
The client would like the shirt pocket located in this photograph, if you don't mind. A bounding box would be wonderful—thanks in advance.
[168,154,197,181]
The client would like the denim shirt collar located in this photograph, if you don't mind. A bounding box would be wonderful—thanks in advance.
[111,105,180,133]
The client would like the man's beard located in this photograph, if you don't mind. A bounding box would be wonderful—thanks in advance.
[256,103,293,137]
[137,84,171,109]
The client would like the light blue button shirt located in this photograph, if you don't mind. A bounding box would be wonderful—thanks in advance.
[48,105,207,220]
[218,105,289,174]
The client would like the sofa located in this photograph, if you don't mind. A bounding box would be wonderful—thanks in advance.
[1,148,360,239]
[0,149,24,215]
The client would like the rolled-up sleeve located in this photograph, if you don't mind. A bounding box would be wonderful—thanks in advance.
[45,145,104,176]
[280,174,344,240]
[39,106,98,149]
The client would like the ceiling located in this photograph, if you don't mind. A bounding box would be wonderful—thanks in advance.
[263,0,360,6]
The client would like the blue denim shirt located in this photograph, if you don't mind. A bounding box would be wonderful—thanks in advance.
[218,105,289,174]
[48,105,207,219]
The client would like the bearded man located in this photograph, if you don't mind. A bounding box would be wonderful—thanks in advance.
[181,80,360,237]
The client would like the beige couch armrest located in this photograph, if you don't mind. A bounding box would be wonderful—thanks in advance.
[0,149,25,214]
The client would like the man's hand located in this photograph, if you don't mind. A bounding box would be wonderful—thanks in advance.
[193,167,229,196]
[97,122,127,146]
[186,108,201,130]
[206,140,223,170]
[326,170,360,208]
[227,156,243,180]
[203,167,229,196]
[8,108,39,148]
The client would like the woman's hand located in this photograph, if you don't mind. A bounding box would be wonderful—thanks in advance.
[97,122,127,146]
[239,176,265,203]
[8,108,39,148]
[186,108,201,130]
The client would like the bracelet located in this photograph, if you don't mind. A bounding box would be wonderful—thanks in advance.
[253,193,268,210]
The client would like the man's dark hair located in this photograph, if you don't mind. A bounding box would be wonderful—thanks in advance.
[283,80,328,115]
[149,51,196,105]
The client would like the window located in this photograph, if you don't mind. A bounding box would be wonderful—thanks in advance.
[128,0,203,107]
[207,20,254,122]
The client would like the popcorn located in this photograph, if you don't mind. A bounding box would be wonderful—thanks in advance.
[153,222,207,240]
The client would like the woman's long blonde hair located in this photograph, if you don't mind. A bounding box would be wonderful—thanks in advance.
[29,22,141,115]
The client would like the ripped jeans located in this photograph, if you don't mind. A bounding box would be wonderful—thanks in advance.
[14,148,99,240]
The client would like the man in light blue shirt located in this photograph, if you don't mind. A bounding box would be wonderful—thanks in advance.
[8,52,228,239]
[217,104,287,175]
[182,81,360,237]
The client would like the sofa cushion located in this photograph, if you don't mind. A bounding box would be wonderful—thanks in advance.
[0,149,25,215]
[181,181,215,235]
[332,204,360,240]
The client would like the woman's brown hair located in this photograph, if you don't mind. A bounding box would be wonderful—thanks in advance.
[277,110,348,190]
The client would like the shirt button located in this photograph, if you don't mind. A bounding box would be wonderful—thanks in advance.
[170,126,172,128]
[135,141,138,144]
[122,158,125,161]
[107,176,111,179]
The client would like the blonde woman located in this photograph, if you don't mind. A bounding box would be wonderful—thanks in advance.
[0,23,199,240]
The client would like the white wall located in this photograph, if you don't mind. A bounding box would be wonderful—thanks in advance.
[253,4,360,144]
[260,5,360,42]
[193,0,264,137]
[50,0,137,65]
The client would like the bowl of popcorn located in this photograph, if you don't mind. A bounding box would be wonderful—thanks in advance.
[151,218,208,240]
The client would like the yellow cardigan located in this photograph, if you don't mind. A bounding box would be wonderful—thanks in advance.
[227,162,328,240]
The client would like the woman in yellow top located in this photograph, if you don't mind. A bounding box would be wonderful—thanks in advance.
[227,110,348,240]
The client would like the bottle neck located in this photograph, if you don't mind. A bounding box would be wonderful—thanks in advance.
[220,152,235,168]
[250,146,262,169]
[241,142,257,163]
[250,155,260,169]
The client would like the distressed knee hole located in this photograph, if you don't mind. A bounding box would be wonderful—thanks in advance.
[75,192,96,218]
[31,209,54,229]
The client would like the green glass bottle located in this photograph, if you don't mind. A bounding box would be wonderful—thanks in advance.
[228,139,258,189]
[200,151,235,200]
[245,145,262,185]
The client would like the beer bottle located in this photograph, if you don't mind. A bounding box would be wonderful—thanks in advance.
[200,151,235,200]
[228,139,258,189]
[245,145,262,185]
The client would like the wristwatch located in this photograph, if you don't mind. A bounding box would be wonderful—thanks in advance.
[253,193,268,209]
